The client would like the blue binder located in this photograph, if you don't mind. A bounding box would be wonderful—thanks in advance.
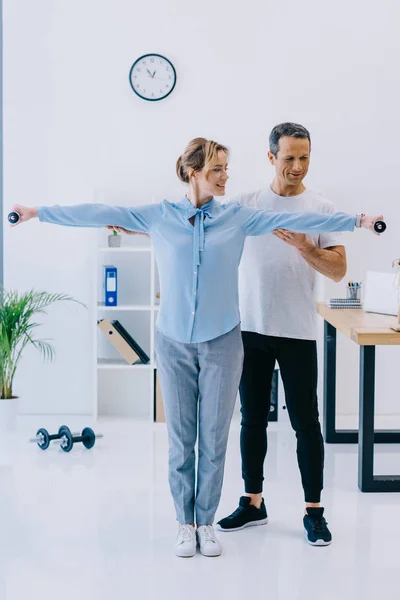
[103,265,118,306]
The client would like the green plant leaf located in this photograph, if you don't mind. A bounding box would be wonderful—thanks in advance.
[0,288,85,399]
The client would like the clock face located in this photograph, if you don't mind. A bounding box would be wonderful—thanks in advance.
[129,54,177,102]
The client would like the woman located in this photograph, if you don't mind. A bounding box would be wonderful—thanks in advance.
[11,137,382,558]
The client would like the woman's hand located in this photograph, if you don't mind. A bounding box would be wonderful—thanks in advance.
[105,226,147,236]
[360,215,384,234]
[9,204,38,225]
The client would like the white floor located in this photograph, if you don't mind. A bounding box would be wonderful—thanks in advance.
[0,415,399,600]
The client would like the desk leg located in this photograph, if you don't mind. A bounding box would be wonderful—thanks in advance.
[323,320,400,445]
[358,346,375,490]
[323,321,358,443]
[358,345,400,492]
[324,321,337,442]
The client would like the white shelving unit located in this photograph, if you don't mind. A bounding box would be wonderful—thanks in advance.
[94,231,160,420]
[97,303,152,311]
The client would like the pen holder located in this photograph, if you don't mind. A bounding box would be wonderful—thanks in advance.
[347,284,362,301]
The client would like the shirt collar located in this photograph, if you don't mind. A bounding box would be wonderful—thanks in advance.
[179,196,216,216]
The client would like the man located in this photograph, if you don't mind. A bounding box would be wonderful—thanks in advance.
[217,122,346,545]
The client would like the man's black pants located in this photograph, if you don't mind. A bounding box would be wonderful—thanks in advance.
[239,331,324,503]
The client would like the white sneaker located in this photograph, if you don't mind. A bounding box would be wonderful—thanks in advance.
[175,524,196,558]
[197,525,222,557]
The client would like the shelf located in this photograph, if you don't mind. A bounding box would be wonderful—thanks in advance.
[97,303,151,311]
[98,247,151,253]
[95,238,156,420]
[97,359,153,370]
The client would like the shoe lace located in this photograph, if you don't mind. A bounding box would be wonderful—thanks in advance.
[311,517,328,532]
[199,525,216,543]
[178,525,194,542]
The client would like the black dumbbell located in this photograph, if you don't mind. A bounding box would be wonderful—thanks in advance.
[30,425,76,450]
[374,220,386,234]
[8,211,21,224]
[54,427,104,452]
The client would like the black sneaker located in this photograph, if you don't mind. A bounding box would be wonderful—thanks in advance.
[216,497,268,532]
[303,507,332,546]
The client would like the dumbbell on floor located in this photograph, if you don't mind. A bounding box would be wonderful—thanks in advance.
[53,427,103,452]
[30,425,78,450]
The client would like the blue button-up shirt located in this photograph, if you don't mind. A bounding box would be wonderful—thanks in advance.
[39,197,356,343]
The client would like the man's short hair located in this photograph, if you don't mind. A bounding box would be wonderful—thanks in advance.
[269,122,311,157]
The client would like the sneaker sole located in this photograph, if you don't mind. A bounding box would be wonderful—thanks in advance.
[175,550,196,558]
[304,530,332,546]
[197,541,222,557]
[216,518,269,532]
[198,548,222,557]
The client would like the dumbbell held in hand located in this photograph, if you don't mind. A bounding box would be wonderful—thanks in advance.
[53,427,104,452]
[8,211,21,225]
[373,220,386,234]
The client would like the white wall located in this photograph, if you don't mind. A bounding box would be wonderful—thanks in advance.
[3,0,400,416]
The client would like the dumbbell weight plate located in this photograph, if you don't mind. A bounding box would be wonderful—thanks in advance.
[374,220,386,233]
[81,427,96,449]
[58,425,72,437]
[36,428,50,450]
[59,428,74,452]
[8,211,20,224]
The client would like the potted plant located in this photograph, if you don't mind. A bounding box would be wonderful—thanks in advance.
[0,289,83,430]
[108,229,121,248]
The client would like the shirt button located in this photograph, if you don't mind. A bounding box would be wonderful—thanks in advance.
[194,271,197,275]
[192,311,195,315]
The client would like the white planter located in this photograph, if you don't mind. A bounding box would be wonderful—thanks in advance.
[0,398,18,431]
[108,234,121,248]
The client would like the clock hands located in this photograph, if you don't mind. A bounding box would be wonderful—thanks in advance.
[146,69,157,78]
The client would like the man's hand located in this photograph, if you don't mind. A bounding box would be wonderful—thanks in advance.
[105,226,147,236]
[273,229,312,251]
[9,204,38,226]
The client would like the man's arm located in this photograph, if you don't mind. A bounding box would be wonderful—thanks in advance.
[273,230,347,282]
[299,244,347,282]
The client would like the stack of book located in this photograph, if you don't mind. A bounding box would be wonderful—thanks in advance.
[327,298,362,309]
[98,319,150,364]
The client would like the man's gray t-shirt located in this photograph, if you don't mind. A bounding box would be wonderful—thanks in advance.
[233,187,342,341]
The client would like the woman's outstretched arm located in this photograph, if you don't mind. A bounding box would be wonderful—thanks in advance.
[10,203,162,234]
[238,205,383,236]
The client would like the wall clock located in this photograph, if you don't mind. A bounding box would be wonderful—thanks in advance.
[129,54,177,102]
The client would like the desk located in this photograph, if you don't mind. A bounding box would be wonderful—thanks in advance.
[317,303,400,492]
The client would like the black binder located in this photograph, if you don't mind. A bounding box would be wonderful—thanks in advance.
[111,320,150,364]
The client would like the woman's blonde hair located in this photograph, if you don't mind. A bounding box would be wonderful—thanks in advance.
[176,137,229,183]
